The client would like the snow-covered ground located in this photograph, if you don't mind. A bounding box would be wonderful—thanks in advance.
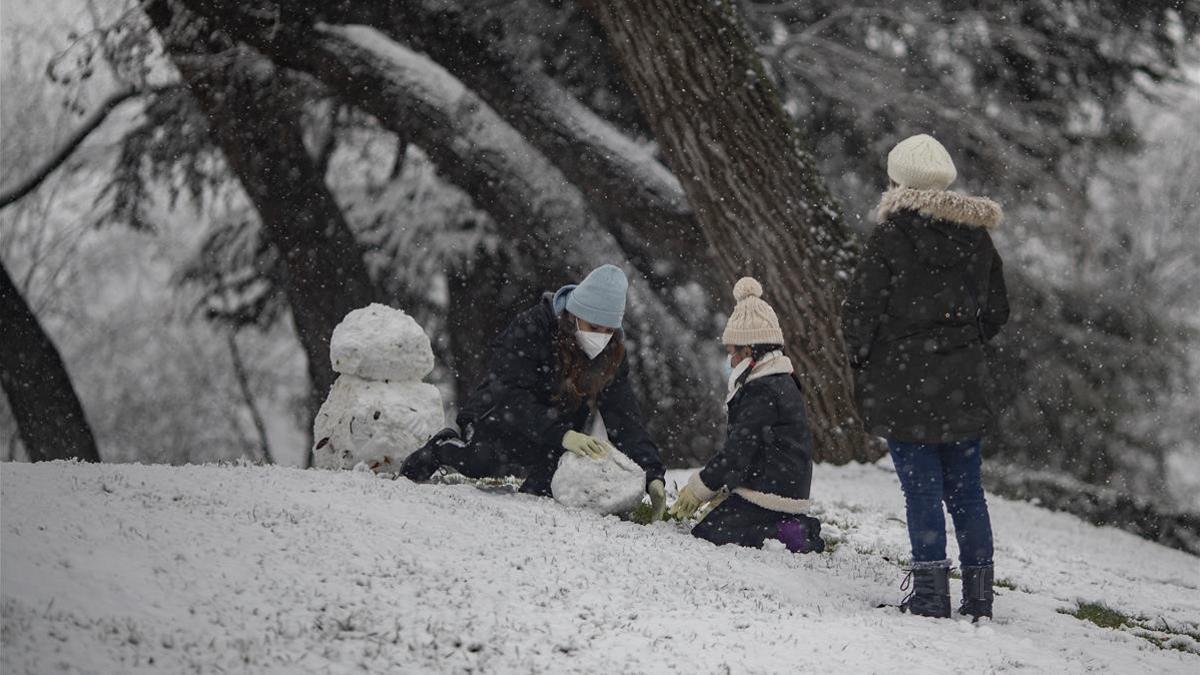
[2,460,1198,673]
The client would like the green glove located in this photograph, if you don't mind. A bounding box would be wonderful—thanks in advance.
[647,480,667,521]
[562,430,609,459]
[668,484,703,519]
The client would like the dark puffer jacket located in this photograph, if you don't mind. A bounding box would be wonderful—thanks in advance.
[689,356,814,513]
[841,188,1010,442]
[457,294,665,489]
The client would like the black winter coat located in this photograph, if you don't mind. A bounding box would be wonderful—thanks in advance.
[698,369,814,504]
[841,188,1010,443]
[457,295,665,488]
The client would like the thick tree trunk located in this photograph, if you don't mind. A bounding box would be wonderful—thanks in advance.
[0,260,101,462]
[445,247,536,409]
[583,0,880,464]
[147,1,377,466]
[175,15,723,464]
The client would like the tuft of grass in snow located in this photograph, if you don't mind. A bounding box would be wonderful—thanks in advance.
[1060,601,1200,654]
[622,501,660,525]
[993,577,1019,591]
[1064,602,1131,630]
[622,500,688,525]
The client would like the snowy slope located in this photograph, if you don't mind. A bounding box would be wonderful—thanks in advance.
[2,460,1198,674]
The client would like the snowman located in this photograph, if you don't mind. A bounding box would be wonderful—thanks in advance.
[312,303,445,473]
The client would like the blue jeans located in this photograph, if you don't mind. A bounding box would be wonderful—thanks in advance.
[888,439,994,568]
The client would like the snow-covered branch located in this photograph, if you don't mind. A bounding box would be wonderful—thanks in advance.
[0,86,174,210]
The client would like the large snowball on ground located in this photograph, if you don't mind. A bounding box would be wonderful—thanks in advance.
[312,374,445,471]
[551,446,646,515]
[330,303,435,382]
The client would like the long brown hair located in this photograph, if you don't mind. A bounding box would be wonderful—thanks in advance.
[553,311,625,410]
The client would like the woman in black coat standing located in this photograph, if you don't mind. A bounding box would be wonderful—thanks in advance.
[842,134,1009,620]
[400,264,667,518]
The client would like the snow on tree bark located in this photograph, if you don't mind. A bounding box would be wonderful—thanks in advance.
[583,0,880,464]
[172,0,722,306]
[358,0,722,302]
[0,261,101,462]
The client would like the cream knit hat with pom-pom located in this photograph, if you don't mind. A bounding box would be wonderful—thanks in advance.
[722,277,785,346]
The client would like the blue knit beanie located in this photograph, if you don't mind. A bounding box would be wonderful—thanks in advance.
[560,264,628,329]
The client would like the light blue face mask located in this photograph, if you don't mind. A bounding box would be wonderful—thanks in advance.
[721,356,734,377]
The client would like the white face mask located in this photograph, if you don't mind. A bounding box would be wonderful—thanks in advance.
[575,320,613,360]
[727,356,752,386]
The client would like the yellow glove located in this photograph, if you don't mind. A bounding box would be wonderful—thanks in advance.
[695,492,728,521]
[668,484,703,519]
[562,430,609,459]
[647,480,667,521]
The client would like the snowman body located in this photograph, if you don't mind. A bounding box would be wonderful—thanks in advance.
[312,304,445,472]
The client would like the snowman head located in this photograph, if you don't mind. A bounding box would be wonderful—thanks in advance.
[330,303,435,382]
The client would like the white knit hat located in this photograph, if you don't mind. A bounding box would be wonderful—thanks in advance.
[887,134,957,191]
[722,277,784,346]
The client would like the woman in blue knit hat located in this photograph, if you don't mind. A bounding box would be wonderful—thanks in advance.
[400,264,668,517]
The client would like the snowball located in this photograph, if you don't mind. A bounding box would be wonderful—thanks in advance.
[312,374,445,472]
[551,445,646,515]
[330,303,435,382]
[761,539,788,553]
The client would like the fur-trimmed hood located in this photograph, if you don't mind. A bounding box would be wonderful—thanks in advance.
[875,187,1003,229]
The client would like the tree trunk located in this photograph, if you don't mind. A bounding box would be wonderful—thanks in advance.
[0,260,101,462]
[146,2,377,466]
[583,0,879,464]
[445,246,538,409]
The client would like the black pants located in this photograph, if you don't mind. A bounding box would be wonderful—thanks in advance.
[435,431,559,496]
[691,494,824,553]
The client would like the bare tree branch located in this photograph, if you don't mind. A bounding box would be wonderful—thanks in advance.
[0,85,175,211]
[226,330,273,463]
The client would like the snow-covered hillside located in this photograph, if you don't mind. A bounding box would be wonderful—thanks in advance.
[2,460,1198,673]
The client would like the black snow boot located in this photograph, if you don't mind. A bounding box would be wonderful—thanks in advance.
[899,565,951,618]
[958,565,994,621]
[398,428,460,482]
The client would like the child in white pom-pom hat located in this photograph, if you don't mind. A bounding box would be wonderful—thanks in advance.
[668,277,824,554]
